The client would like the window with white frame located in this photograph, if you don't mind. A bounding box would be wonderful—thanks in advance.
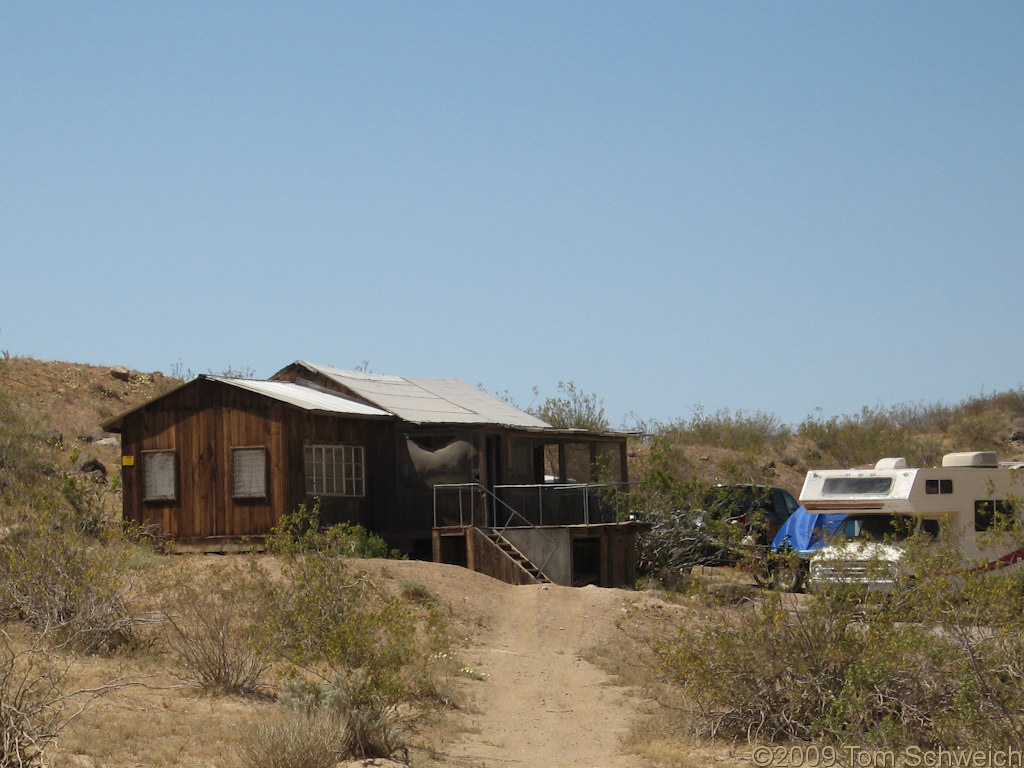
[232,447,267,498]
[143,450,177,501]
[304,444,365,497]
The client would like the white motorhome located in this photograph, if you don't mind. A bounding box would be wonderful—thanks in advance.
[800,451,1024,590]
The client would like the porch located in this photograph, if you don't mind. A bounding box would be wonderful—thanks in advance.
[431,482,647,588]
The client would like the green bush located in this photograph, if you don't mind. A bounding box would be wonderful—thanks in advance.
[659,406,791,453]
[0,392,61,518]
[797,405,934,468]
[528,380,609,432]
[261,556,422,705]
[276,672,408,762]
[265,501,402,560]
[251,533,452,761]
[399,580,432,604]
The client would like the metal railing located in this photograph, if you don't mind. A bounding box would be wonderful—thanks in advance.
[432,482,560,577]
[492,481,632,528]
[432,481,634,529]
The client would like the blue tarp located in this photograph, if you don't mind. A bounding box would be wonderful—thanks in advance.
[771,506,847,554]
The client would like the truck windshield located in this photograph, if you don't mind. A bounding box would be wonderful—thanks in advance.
[823,477,893,495]
[837,514,920,542]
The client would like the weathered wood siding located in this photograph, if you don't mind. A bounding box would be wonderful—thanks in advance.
[118,378,394,541]
[283,410,395,531]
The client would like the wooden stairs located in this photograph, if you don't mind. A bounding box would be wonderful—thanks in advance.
[480,527,552,584]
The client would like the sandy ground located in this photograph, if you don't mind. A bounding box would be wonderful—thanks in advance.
[52,557,671,768]
[359,559,654,768]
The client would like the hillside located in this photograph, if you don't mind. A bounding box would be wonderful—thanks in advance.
[3,356,1024,766]
[3,355,1024,503]
[0,356,180,480]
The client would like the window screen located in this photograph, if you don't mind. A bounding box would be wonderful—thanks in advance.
[233,447,267,498]
[143,450,176,501]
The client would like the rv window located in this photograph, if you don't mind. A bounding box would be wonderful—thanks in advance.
[838,514,918,541]
[822,477,893,495]
[925,479,953,495]
[974,500,1015,533]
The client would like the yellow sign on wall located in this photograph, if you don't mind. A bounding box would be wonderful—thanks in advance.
[122,455,135,467]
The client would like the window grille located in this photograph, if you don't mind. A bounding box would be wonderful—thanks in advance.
[304,444,365,497]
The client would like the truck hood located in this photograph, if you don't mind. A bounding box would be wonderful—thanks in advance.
[812,541,905,564]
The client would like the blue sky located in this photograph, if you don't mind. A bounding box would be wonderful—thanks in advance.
[3,2,1022,429]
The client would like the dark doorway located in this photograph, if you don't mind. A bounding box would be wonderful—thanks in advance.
[438,534,468,568]
[572,537,601,586]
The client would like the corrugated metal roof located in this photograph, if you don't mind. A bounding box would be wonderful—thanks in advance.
[291,362,553,428]
[208,376,393,417]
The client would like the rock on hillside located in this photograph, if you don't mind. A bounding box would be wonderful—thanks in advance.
[0,356,180,479]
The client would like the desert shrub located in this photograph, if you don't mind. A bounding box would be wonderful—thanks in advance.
[885,400,956,434]
[659,406,791,453]
[630,438,760,579]
[266,501,402,560]
[241,677,412,767]
[645,553,1024,749]
[160,560,273,696]
[261,557,422,705]
[948,410,1006,451]
[276,672,408,762]
[399,580,431,604]
[0,388,159,657]
[237,708,344,768]
[0,393,61,519]
[0,626,130,767]
[253,536,452,760]
[0,629,69,766]
[0,507,152,654]
[528,380,609,432]
[797,405,943,468]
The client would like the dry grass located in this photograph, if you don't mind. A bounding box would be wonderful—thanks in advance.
[41,556,480,768]
[52,674,277,768]
[621,720,751,768]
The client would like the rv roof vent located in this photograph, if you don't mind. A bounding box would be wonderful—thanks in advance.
[942,451,998,468]
[875,457,908,470]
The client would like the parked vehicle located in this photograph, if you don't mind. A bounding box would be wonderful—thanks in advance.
[700,483,802,546]
[801,451,1024,591]
[689,483,802,569]
[766,506,846,592]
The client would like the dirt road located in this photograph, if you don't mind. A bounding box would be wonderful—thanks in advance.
[367,560,651,768]
[448,583,646,767]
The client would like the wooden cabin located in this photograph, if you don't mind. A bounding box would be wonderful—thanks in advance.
[102,376,395,546]
[103,362,646,587]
